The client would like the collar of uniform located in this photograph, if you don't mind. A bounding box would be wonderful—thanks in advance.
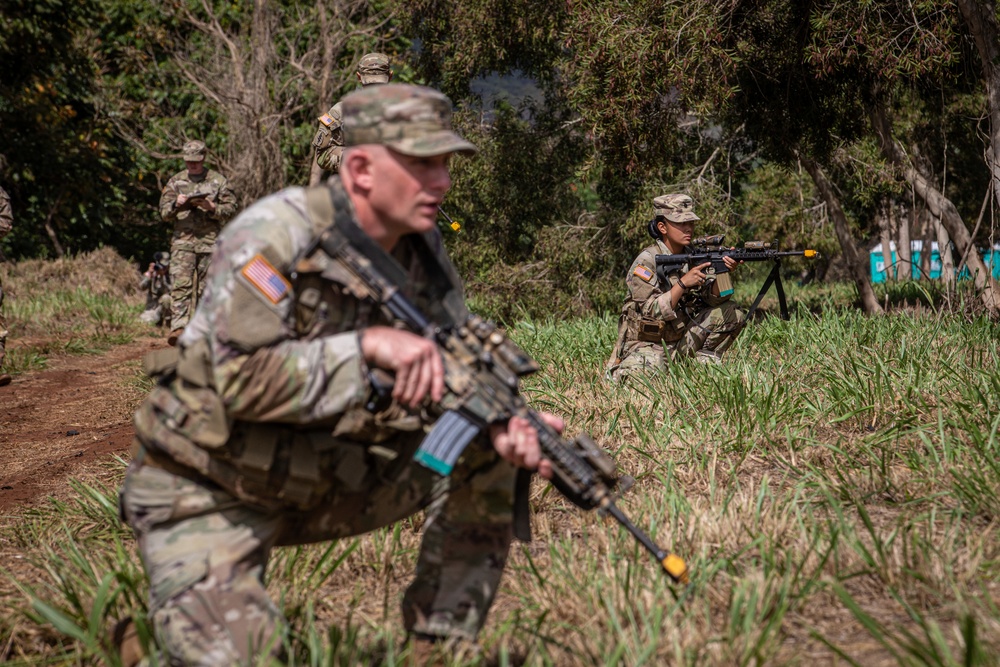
[655,238,672,255]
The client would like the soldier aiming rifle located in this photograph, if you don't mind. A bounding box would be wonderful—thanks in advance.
[655,236,819,321]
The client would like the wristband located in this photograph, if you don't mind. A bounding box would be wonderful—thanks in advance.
[676,279,690,292]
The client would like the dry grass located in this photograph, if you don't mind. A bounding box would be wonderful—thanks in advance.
[0,248,149,374]
[1,279,999,665]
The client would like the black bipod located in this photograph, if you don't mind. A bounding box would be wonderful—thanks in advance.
[745,260,790,321]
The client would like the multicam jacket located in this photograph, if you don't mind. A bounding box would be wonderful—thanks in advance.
[0,186,11,240]
[607,240,732,366]
[312,101,345,172]
[159,169,237,253]
[135,177,465,509]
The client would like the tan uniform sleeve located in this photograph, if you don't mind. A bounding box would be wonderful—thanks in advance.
[159,175,181,223]
[0,187,12,240]
[211,175,237,221]
[628,250,678,322]
[314,103,344,172]
[197,196,369,424]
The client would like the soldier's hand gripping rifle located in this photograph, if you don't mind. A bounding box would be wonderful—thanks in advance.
[655,237,819,320]
[314,221,690,585]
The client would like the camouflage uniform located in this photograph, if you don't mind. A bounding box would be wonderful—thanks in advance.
[0,186,11,381]
[313,53,391,173]
[138,252,172,327]
[159,141,237,333]
[606,195,745,380]
[121,86,507,666]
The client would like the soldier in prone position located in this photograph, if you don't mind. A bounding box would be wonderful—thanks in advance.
[312,52,392,177]
[606,193,746,380]
[158,139,237,345]
[117,84,563,666]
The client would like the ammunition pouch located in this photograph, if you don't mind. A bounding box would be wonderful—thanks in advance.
[636,318,665,343]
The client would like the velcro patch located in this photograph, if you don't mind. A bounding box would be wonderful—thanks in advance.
[241,254,290,304]
[319,114,334,127]
[633,265,654,282]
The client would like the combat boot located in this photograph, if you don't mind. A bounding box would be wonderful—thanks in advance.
[694,350,723,365]
[0,373,11,387]
[111,617,145,667]
[404,635,481,666]
[167,328,183,347]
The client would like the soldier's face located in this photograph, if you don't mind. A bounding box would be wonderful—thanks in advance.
[664,218,694,248]
[185,160,206,175]
[367,146,452,235]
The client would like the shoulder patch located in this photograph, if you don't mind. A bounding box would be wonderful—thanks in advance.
[633,265,654,283]
[242,254,291,304]
[319,114,334,127]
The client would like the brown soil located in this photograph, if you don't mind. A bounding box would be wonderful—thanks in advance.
[0,337,164,513]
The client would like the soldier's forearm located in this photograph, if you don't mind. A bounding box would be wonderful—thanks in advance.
[215,333,369,424]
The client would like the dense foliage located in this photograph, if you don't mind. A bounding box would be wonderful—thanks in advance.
[2,0,999,319]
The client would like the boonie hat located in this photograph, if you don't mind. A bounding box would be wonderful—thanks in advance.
[357,53,391,85]
[182,140,207,161]
[341,84,477,157]
[653,193,700,223]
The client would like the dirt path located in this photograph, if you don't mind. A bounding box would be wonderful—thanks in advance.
[0,337,165,513]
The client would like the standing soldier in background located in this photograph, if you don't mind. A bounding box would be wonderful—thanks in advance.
[159,140,237,346]
[606,193,746,380]
[311,52,392,183]
[0,185,12,387]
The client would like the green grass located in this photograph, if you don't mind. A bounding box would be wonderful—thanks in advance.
[2,284,999,664]
[0,248,152,375]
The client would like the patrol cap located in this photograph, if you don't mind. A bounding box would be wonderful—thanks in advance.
[653,193,700,223]
[341,84,477,157]
[182,140,207,161]
[357,52,391,85]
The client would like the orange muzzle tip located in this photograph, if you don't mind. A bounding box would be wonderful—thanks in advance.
[804,249,818,258]
[662,554,689,584]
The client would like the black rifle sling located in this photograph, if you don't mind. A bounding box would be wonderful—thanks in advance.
[321,181,466,328]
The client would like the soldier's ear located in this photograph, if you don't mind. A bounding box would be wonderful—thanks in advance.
[342,148,374,190]
[388,70,394,81]
[356,71,363,82]
[656,219,670,238]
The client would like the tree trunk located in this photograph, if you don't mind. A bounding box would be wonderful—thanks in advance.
[870,100,1000,316]
[44,193,66,258]
[956,0,1000,218]
[920,208,933,280]
[934,215,956,289]
[800,156,884,314]
[897,201,912,281]
[878,200,894,280]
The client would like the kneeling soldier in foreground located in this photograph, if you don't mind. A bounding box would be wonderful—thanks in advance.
[118,84,564,665]
[606,193,746,380]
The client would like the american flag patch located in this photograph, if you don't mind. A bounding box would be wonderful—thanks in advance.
[242,254,290,304]
[319,113,334,127]
[633,265,654,282]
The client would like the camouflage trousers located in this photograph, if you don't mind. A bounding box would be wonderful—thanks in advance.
[0,277,7,371]
[119,434,516,666]
[169,248,211,331]
[608,300,745,381]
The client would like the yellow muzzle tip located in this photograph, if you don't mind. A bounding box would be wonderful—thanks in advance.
[662,554,689,584]
[804,249,817,258]
[450,221,461,232]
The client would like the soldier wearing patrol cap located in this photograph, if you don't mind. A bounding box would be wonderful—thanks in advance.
[158,139,237,345]
[312,52,393,178]
[116,84,564,666]
[606,193,746,380]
